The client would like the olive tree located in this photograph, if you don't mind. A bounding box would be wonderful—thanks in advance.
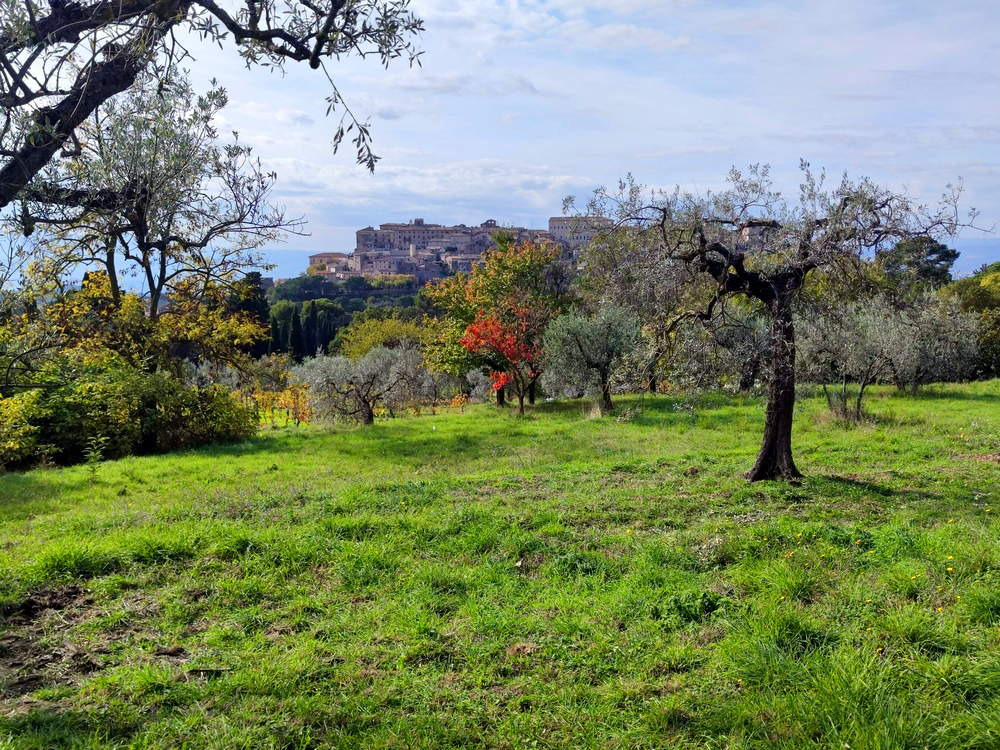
[542,306,641,414]
[881,294,980,391]
[798,297,899,420]
[23,70,297,317]
[293,346,421,425]
[578,163,970,481]
[800,292,979,419]
[577,196,695,394]
[664,306,771,393]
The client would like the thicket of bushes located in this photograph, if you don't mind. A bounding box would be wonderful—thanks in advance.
[0,356,257,470]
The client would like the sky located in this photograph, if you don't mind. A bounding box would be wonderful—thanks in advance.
[183,0,1000,279]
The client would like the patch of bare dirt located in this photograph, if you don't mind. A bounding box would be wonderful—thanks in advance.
[681,625,726,648]
[1,584,90,622]
[973,453,1000,463]
[2,584,201,704]
[513,553,545,577]
[505,641,539,659]
[0,584,104,699]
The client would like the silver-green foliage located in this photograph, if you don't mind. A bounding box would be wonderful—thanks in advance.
[25,71,293,316]
[542,306,641,413]
[882,294,980,390]
[799,292,980,418]
[293,346,425,425]
[667,307,771,393]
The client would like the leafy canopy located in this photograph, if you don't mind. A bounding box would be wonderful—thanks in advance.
[423,239,574,382]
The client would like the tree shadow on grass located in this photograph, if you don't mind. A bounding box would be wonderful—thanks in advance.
[201,399,752,470]
[179,427,498,476]
[812,474,959,510]
[534,397,749,430]
[815,475,895,497]
[0,435,301,521]
[191,432,308,458]
[0,473,65,521]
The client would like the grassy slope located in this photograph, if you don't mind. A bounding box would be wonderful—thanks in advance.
[2,384,1000,749]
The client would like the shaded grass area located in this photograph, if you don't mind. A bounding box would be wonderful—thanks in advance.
[2,383,1000,748]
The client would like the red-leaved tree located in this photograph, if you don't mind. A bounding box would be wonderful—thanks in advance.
[459,308,545,416]
[424,238,574,411]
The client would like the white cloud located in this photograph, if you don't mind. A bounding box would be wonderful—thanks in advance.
[550,20,690,51]
[171,0,1000,280]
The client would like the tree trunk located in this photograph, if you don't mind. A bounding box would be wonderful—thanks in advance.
[601,379,614,414]
[496,386,506,407]
[360,402,375,425]
[738,354,759,392]
[528,379,536,405]
[516,391,525,416]
[105,244,121,306]
[747,298,802,481]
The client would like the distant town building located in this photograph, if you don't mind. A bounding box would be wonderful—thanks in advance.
[348,218,553,281]
[308,251,351,268]
[299,215,607,282]
[355,218,552,258]
[307,252,353,282]
[548,216,613,250]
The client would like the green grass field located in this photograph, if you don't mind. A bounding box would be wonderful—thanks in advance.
[2,383,1000,749]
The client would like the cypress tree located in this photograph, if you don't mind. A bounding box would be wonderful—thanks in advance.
[281,321,291,354]
[318,311,333,355]
[269,316,283,354]
[289,308,306,363]
[304,301,319,355]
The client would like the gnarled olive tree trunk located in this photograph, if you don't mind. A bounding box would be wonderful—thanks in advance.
[747,298,801,481]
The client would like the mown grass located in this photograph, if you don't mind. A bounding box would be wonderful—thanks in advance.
[1,383,1000,748]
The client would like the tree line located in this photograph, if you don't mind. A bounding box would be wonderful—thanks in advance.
[1,25,995,481]
[288,166,991,484]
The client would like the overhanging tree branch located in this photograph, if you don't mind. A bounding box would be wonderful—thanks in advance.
[0,0,423,208]
[0,23,167,207]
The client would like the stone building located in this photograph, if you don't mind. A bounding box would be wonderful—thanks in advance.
[302,217,580,282]
[548,216,613,252]
[308,251,351,269]
[356,218,553,258]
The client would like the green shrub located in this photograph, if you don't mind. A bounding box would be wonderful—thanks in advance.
[0,391,41,469]
[979,308,1000,377]
[148,381,259,453]
[38,366,149,461]
[2,356,257,469]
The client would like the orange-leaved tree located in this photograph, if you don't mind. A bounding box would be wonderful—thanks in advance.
[423,237,573,413]
[459,307,545,416]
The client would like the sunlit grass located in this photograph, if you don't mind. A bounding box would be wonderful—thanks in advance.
[2,382,1000,748]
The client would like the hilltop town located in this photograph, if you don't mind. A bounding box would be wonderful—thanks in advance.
[305,216,611,283]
